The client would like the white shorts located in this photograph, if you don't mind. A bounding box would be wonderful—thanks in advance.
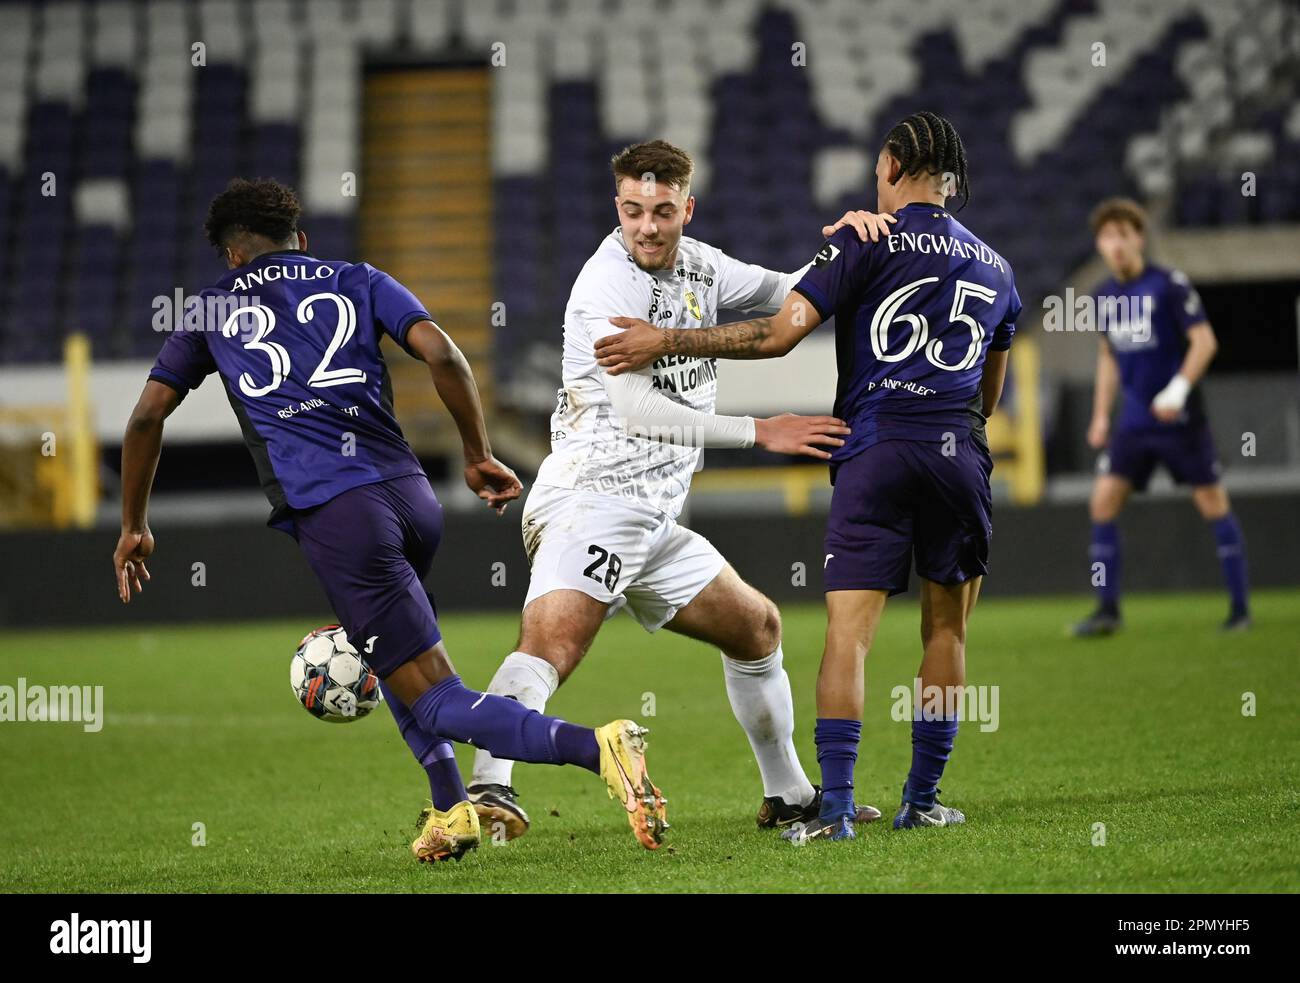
[521,485,726,632]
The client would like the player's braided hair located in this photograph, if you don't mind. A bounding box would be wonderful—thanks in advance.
[882,111,970,210]
[205,177,302,250]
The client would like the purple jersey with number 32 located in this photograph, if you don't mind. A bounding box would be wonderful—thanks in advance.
[792,202,1021,462]
[148,249,428,527]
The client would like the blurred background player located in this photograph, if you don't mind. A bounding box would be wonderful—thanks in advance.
[1072,198,1251,636]
[465,140,883,839]
[113,178,668,859]
[597,111,1020,842]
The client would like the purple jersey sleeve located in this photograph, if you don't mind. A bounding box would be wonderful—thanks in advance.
[148,329,217,395]
[367,265,432,354]
[791,227,876,321]
[1165,269,1205,333]
[990,277,1022,351]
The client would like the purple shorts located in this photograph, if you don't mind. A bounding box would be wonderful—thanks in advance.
[1102,422,1221,491]
[824,437,993,595]
[291,473,443,677]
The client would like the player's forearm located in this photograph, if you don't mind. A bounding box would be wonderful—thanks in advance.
[1092,378,1116,423]
[407,320,494,461]
[658,318,789,361]
[606,370,754,448]
[1177,326,1217,386]
[426,348,493,462]
[980,350,1009,417]
[980,379,1002,419]
[120,415,163,532]
[1092,350,1118,422]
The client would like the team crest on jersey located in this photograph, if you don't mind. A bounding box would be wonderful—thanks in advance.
[813,243,841,267]
[685,289,702,320]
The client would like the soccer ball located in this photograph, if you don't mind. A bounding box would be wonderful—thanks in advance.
[289,625,383,722]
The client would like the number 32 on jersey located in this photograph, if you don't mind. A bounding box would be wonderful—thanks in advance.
[220,292,367,398]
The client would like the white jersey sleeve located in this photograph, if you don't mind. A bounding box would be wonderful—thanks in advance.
[604,368,755,448]
[711,243,811,314]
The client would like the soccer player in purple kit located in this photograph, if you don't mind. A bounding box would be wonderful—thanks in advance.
[112,179,668,860]
[596,111,1019,842]
[1071,197,1250,636]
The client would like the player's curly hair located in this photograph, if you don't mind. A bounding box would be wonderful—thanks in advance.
[882,111,970,210]
[1089,197,1147,235]
[204,177,302,251]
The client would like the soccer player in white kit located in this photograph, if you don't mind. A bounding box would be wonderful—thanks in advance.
[464,140,887,839]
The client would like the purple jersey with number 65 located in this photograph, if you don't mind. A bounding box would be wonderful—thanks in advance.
[148,249,428,527]
[792,202,1021,463]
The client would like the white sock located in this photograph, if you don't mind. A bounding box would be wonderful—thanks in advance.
[469,651,560,788]
[721,645,815,807]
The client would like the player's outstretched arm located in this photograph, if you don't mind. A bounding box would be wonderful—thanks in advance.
[596,290,824,375]
[115,380,182,603]
[604,369,847,460]
[405,319,522,514]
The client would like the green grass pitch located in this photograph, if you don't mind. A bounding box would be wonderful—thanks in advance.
[1,589,1296,893]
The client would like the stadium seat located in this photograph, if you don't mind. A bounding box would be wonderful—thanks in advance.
[0,0,1294,372]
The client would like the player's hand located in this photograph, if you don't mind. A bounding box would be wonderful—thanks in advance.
[754,413,850,460]
[113,528,154,604]
[822,209,896,242]
[596,318,665,375]
[464,456,522,514]
[1086,416,1110,450]
[1150,373,1190,423]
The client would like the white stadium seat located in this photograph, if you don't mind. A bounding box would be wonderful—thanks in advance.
[74,178,131,231]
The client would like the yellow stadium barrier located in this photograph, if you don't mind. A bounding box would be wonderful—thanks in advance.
[0,334,98,529]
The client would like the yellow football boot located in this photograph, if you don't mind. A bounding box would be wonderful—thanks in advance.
[596,720,668,849]
[411,799,481,863]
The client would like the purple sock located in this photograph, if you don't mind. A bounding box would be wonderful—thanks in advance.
[410,675,599,773]
[814,718,862,819]
[1211,514,1249,616]
[381,681,466,810]
[905,716,959,809]
[1090,521,1121,615]
[419,742,466,811]
[553,722,601,772]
